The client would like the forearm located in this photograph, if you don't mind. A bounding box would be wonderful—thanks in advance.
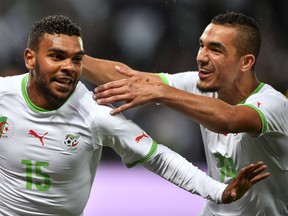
[154,84,232,131]
[82,55,129,85]
[155,83,261,133]
[143,144,226,203]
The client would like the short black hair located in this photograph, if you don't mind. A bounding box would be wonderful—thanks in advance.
[27,15,82,50]
[211,12,261,59]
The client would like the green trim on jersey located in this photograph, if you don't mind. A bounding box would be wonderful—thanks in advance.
[238,82,267,133]
[21,74,50,113]
[239,82,265,104]
[241,104,267,134]
[157,73,169,85]
[126,140,158,168]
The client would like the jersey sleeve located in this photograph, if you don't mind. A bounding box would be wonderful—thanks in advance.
[243,88,288,134]
[143,144,227,203]
[91,105,157,167]
[158,71,200,93]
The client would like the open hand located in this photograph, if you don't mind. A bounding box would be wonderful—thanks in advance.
[94,66,161,115]
[222,161,270,204]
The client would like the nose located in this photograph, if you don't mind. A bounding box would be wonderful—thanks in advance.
[62,59,76,73]
[196,47,209,66]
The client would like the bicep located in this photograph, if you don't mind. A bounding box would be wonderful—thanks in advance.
[229,105,263,134]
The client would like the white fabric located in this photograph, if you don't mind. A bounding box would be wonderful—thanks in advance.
[0,73,227,215]
[144,144,226,204]
[163,71,288,216]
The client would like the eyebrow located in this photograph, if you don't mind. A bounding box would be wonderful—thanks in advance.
[47,48,85,56]
[199,38,226,52]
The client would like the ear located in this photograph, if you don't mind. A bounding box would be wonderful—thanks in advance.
[240,54,255,72]
[24,48,36,70]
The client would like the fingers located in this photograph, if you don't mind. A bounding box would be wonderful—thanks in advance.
[94,80,129,103]
[238,161,270,184]
[115,65,137,77]
[94,78,127,94]
[110,103,133,115]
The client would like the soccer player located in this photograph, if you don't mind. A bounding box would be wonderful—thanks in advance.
[83,12,288,215]
[0,15,269,215]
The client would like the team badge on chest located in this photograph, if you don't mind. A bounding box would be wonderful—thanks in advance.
[0,116,15,139]
[63,132,83,153]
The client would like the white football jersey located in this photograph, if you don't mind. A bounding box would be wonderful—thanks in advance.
[161,71,288,216]
[0,74,156,215]
[0,73,228,215]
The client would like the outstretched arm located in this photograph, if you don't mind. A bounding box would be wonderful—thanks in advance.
[82,55,158,85]
[94,66,262,134]
[82,55,128,86]
[144,145,269,204]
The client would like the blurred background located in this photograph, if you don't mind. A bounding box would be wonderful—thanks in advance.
[1,0,288,162]
[0,0,287,215]
[1,0,288,163]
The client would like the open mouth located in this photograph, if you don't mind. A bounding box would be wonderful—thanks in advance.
[198,69,212,79]
[54,77,73,86]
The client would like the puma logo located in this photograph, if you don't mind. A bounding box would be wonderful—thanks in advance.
[28,130,48,146]
[135,132,149,143]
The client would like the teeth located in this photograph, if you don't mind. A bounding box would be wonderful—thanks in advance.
[200,69,209,73]
[57,79,72,84]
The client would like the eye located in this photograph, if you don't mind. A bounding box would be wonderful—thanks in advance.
[72,56,83,65]
[50,53,64,61]
[212,48,221,52]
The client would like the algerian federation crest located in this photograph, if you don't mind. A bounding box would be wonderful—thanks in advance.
[0,116,15,139]
[63,132,83,153]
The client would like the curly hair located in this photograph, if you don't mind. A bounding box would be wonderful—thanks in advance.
[27,15,82,50]
[212,12,261,59]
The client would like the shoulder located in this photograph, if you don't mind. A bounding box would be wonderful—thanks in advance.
[247,84,287,110]
[246,83,288,132]
[67,81,117,125]
[0,73,27,94]
[160,71,203,93]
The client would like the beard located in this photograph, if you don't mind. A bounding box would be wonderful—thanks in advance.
[196,82,220,93]
[33,62,68,108]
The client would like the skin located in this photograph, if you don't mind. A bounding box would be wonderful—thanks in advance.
[92,24,262,134]
[21,32,269,205]
[24,33,85,110]
[221,161,269,203]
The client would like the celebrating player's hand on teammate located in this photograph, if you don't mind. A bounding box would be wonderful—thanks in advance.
[221,161,270,204]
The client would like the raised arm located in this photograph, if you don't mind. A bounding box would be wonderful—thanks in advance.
[82,55,159,85]
[82,55,128,85]
[144,144,269,204]
[94,67,262,134]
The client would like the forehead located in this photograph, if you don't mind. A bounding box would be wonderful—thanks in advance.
[39,33,84,53]
[200,23,237,46]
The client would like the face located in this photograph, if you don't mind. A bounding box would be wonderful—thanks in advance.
[25,33,85,109]
[196,23,243,93]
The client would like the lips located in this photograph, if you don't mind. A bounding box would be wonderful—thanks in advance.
[53,76,75,91]
[55,78,73,85]
[198,69,212,80]
[54,76,74,86]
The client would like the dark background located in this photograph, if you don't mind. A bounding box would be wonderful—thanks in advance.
[1,0,287,163]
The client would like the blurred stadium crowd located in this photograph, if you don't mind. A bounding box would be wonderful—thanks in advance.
[1,0,287,163]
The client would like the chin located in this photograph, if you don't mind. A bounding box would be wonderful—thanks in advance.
[196,82,218,93]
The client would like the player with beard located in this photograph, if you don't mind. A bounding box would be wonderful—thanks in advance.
[0,14,269,216]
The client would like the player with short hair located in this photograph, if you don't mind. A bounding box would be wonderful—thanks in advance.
[0,14,269,215]
[83,12,288,215]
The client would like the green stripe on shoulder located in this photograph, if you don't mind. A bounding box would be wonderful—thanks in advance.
[242,104,267,133]
[157,73,169,85]
[126,140,158,168]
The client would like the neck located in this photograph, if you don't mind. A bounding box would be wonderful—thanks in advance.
[218,74,260,105]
